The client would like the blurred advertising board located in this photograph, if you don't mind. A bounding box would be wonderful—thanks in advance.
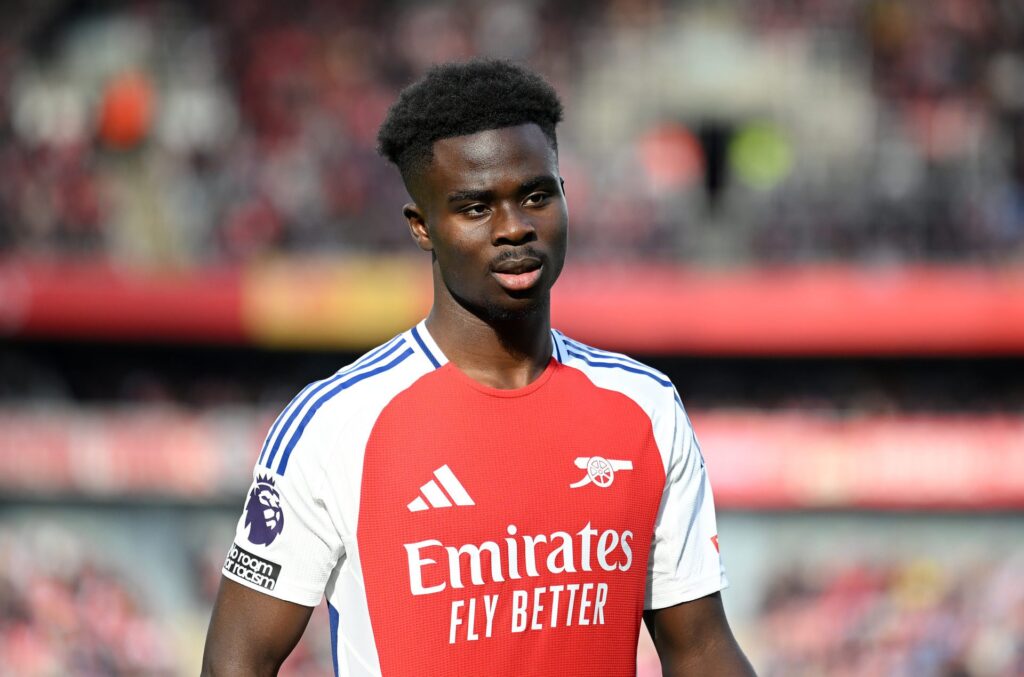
[698,412,1024,510]
[3,258,1024,354]
[0,407,264,500]
[1,407,1021,509]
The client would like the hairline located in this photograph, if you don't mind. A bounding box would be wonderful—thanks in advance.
[401,122,559,203]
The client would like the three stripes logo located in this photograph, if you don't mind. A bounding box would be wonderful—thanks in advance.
[407,465,475,512]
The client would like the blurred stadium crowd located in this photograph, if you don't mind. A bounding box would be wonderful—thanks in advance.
[756,556,1024,677]
[2,525,1022,676]
[0,524,338,676]
[0,0,1022,264]
[0,528,175,676]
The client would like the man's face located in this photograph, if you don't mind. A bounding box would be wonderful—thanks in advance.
[406,123,568,321]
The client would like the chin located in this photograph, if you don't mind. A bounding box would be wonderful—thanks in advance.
[486,303,543,322]
[473,294,547,323]
[448,282,550,324]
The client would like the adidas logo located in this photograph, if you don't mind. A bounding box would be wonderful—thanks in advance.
[407,465,475,512]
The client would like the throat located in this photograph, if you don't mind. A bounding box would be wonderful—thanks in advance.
[457,356,551,390]
[425,308,553,391]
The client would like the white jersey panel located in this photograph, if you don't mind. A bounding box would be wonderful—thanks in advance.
[644,400,728,609]
[224,407,344,606]
[223,329,437,619]
[328,542,381,676]
[552,330,728,610]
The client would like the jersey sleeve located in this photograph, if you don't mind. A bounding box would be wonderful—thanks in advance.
[222,409,345,607]
[645,391,728,610]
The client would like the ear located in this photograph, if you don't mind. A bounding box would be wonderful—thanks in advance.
[404,202,432,252]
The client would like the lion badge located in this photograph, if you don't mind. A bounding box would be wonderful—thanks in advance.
[245,475,285,546]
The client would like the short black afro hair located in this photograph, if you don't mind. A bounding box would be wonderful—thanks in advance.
[377,59,564,183]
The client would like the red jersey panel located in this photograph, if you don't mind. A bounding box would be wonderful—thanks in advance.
[357,360,665,676]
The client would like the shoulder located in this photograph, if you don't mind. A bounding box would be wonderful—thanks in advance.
[255,328,441,476]
[552,329,681,416]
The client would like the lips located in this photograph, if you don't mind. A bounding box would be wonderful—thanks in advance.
[491,257,543,292]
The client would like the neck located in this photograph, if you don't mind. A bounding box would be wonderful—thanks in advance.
[425,279,553,390]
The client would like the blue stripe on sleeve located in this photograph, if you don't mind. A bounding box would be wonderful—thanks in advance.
[411,325,441,369]
[257,381,317,467]
[560,335,674,385]
[276,346,415,475]
[338,334,403,374]
[563,348,673,388]
[263,338,407,471]
[259,335,403,468]
[551,330,563,363]
[328,602,340,677]
[562,336,656,371]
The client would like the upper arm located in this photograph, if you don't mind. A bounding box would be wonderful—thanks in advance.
[202,577,314,677]
[644,592,755,677]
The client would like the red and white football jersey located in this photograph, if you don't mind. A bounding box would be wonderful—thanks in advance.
[224,321,726,676]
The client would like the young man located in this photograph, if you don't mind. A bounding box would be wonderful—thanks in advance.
[203,60,754,676]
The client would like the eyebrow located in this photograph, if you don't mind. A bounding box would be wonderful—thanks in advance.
[447,188,493,204]
[519,175,559,193]
[446,175,558,204]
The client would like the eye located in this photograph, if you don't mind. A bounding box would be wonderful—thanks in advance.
[459,204,489,218]
[524,192,550,207]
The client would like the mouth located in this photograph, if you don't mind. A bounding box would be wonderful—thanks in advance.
[491,257,543,292]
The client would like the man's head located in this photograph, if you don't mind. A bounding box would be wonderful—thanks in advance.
[377,59,564,192]
[377,60,568,323]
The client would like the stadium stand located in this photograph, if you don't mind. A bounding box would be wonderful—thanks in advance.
[0,0,1021,263]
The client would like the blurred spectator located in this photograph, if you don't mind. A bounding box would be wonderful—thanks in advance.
[754,556,1024,676]
[0,0,1021,266]
[0,527,175,676]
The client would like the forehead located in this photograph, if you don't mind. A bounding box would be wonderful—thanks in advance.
[424,124,558,193]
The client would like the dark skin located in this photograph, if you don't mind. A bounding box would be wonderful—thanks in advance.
[202,580,311,676]
[403,124,567,389]
[645,594,755,676]
[202,124,755,676]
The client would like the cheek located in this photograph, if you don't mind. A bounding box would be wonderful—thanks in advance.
[434,228,488,271]
[436,250,483,294]
[542,212,569,252]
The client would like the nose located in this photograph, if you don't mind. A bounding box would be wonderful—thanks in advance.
[491,204,536,246]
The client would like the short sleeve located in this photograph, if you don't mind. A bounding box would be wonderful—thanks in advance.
[221,411,345,607]
[645,393,728,610]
